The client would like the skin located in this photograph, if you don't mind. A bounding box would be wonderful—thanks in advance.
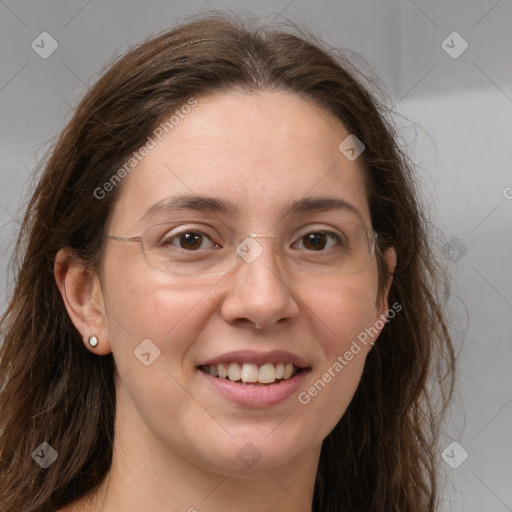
[55,90,396,512]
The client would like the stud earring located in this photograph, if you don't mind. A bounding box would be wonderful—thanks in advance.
[88,335,99,348]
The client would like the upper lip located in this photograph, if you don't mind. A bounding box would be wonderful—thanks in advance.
[199,350,310,369]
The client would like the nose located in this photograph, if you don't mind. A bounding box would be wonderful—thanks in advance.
[219,236,300,330]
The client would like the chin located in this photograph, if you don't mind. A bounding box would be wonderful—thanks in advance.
[190,424,316,474]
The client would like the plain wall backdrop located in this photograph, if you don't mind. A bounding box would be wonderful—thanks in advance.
[1,1,511,510]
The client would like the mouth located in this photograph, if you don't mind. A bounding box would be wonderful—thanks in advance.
[196,350,311,407]
[198,362,304,385]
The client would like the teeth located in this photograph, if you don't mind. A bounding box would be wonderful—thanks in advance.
[258,363,276,383]
[275,362,284,379]
[204,362,298,384]
[241,363,259,383]
[218,363,228,379]
[227,362,241,381]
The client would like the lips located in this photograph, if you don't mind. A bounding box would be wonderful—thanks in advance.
[197,350,311,406]
[199,349,310,369]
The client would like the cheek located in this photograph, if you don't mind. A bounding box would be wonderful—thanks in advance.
[102,258,219,373]
[300,269,379,350]
[101,263,221,447]
[293,271,379,434]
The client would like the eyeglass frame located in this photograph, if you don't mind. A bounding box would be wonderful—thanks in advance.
[102,218,379,277]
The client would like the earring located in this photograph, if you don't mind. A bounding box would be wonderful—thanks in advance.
[88,335,99,348]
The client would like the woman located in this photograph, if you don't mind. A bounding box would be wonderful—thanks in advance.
[0,14,455,512]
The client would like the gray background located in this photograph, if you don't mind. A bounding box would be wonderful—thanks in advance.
[1,1,511,510]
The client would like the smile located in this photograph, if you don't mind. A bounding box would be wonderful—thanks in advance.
[199,362,301,384]
[197,350,311,407]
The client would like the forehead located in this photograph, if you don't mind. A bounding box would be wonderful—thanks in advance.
[108,90,370,232]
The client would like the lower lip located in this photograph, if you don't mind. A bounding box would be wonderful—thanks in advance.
[198,368,310,407]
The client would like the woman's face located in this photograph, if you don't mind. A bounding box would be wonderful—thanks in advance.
[98,90,392,474]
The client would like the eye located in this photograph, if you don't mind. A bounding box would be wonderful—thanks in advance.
[293,231,343,251]
[162,230,220,251]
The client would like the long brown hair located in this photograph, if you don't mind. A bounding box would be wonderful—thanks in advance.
[0,13,455,512]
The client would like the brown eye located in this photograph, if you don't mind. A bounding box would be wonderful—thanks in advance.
[162,231,215,251]
[296,232,340,251]
[177,232,204,250]
[302,233,327,250]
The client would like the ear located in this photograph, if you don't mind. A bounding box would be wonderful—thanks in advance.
[54,248,112,355]
[369,246,397,349]
[376,246,397,314]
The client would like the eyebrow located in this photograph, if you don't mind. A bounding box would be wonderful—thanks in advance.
[139,194,364,224]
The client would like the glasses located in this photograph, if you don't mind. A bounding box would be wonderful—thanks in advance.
[103,218,377,277]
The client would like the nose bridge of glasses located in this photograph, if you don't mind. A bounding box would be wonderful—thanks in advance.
[249,233,281,241]
[233,233,283,267]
